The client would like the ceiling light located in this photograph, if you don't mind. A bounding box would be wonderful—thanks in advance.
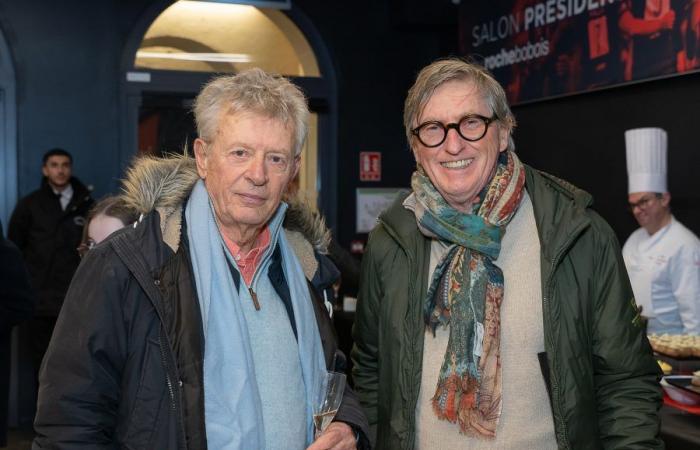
[136,51,252,63]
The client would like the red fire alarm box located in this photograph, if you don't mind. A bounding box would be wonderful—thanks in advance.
[359,152,381,181]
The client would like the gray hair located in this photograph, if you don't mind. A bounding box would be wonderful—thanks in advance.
[194,68,309,156]
[403,58,516,152]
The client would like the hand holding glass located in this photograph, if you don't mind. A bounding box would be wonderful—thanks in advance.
[312,371,346,439]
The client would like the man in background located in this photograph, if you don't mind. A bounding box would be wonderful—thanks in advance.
[7,148,93,374]
[623,127,700,335]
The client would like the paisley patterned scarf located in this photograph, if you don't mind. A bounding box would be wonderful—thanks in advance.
[410,150,525,438]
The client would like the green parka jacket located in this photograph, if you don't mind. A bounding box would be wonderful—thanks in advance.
[351,165,662,450]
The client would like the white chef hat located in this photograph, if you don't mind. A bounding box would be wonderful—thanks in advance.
[624,127,667,194]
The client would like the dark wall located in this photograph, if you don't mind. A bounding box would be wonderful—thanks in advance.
[292,0,459,248]
[512,72,700,244]
[0,0,155,200]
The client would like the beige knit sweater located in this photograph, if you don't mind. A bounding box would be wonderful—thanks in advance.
[415,193,558,450]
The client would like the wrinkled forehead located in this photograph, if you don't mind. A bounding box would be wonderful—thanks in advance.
[213,110,296,154]
[418,78,488,122]
[218,108,292,133]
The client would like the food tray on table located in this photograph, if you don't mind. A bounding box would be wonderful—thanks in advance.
[648,334,700,359]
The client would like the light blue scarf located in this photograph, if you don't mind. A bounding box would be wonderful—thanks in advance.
[185,180,326,449]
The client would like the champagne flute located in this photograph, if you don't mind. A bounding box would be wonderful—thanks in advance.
[312,370,346,439]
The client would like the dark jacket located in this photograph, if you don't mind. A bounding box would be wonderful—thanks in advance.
[8,177,93,316]
[351,165,662,450]
[0,220,34,332]
[0,221,34,446]
[33,157,369,450]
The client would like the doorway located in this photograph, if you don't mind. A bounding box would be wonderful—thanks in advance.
[139,93,197,156]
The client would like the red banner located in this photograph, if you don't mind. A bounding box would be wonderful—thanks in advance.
[460,0,699,104]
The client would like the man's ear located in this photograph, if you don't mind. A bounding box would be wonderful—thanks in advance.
[41,165,48,177]
[661,192,671,208]
[194,138,208,178]
[498,123,510,153]
[291,154,301,180]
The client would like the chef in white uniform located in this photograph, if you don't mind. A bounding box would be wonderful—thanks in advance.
[622,127,700,335]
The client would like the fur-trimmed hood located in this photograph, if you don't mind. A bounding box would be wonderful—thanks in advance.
[118,155,332,278]
[121,154,200,216]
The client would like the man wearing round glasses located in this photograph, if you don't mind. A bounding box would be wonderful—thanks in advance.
[623,128,700,335]
[352,58,661,449]
[409,97,509,215]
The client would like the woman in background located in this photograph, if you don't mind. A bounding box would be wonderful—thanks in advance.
[78,196,138,257]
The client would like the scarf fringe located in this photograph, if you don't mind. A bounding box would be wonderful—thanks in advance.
[431,374,499,439]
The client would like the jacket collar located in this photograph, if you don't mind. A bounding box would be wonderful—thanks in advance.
[377,189,420,252]
[523,165,592,265]
[41,176,92,213]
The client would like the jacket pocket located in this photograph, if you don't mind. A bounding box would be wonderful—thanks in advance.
[123,337,168,449]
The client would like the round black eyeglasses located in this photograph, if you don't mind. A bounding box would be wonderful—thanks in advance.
[411,114,498,148]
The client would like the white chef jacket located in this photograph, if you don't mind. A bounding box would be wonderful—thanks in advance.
[622,216,700,335]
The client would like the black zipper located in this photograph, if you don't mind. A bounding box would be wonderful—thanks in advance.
[155,283,188,449]
[159,328,176,412]
[111,235,188,449]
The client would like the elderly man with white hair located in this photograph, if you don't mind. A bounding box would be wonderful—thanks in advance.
[33,69,368,450]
